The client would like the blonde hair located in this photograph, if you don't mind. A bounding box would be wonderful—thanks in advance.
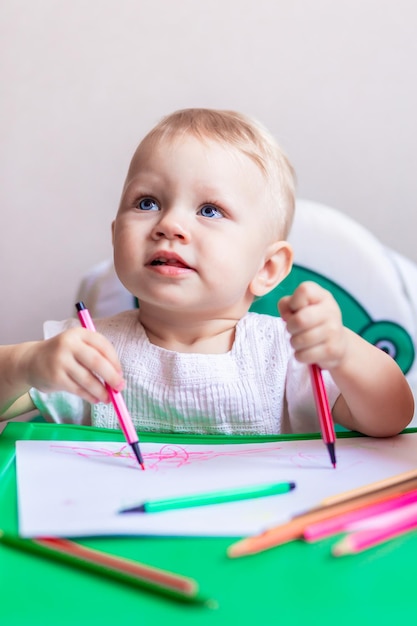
[131,108,296,238]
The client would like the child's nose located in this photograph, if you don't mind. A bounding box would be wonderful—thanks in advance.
[151,209,191,242]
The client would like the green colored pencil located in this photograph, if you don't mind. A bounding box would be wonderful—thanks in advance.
[0,530,216,607]
[119,481,296,514]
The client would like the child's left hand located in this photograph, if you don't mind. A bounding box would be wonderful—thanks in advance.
[279,280,414,436]
[278,281,348,370]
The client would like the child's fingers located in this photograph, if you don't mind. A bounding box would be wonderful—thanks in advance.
[278,283,322,322]
[286,281,326,313]
[278,282,346,369]
[279,283,340,331]
[277,296,292,320]
[79,331,125,390]
[289,325,326,353]
[64,368,110,404]
[30,329,125,401]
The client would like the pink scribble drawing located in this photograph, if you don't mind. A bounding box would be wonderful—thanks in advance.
[50,443,138,467]
[143,444,284,470]
[50,442,291,470]
[48,441,359,472]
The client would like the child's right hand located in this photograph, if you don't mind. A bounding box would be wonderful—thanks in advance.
[21,328,125,404]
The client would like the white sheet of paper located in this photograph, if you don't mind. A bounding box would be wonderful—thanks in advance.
[15,434,417,538]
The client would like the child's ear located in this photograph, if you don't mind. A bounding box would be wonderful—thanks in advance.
[250,241,293,297]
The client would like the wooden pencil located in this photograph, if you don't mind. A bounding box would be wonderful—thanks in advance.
[320,467,417,507]
[0,531,216,607]
[227,477,417,558]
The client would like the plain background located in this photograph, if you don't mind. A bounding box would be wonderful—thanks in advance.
[2,0,417,344]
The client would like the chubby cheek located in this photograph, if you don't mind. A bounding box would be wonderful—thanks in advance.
[113,231,141,276]
[114,222,141,255]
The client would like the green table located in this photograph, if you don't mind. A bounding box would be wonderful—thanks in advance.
[1,421,416,626]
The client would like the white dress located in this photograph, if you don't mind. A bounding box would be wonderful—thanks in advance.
[30,311,340,435]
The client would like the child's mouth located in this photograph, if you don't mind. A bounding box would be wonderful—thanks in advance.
[150,258,189,268]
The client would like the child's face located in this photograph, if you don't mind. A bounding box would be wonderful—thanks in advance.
[112,134,290,320]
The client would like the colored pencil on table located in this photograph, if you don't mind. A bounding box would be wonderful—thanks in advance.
[227,477,417,558]
[119,481,296,514]
[0,531,215,606]
[320,467,417,507]
[304,487,417,542]
[332,501,417,556]
[309,364,336,468]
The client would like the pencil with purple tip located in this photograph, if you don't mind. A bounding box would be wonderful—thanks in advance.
[75,301,145,470]
[309,364,336,468]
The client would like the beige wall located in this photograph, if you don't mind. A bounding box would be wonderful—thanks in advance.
[2,0,417,344]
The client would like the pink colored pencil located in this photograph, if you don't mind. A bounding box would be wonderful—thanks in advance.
[76,301,145,470]
[309,364,336,468]
[332,501,417,556]
[304,488,417,542]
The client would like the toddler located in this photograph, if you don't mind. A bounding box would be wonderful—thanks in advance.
[0,108,413,435]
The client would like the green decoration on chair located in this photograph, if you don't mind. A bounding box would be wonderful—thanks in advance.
[250,264,415,376]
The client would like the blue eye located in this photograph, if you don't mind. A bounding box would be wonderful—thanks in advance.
[138,198,159,211]
[199,204,223,218]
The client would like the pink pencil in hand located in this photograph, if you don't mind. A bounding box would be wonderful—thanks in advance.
[309,364,336,468]
[75,301,145,470]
